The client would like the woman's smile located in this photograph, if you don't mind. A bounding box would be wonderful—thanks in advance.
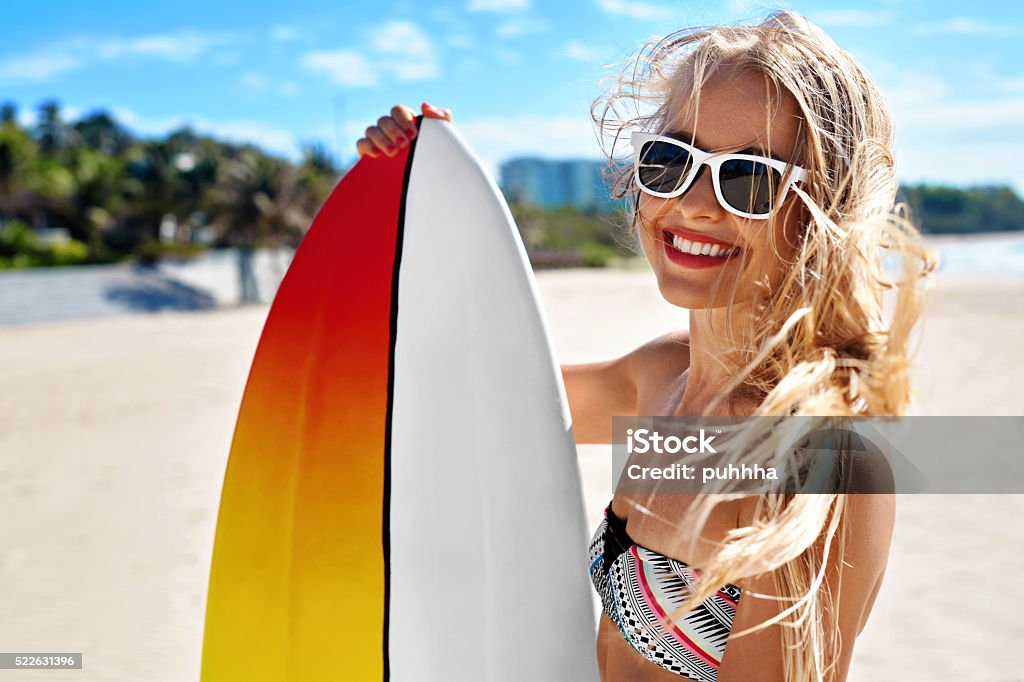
[662,228,743,269]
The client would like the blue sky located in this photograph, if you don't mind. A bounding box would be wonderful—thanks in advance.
[2,0,1023,193]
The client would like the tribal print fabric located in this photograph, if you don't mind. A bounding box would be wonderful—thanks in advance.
[589,508,742,681]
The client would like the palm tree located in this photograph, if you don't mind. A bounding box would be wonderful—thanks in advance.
[33,100,67,156]
[0,118,37,224]
[208,147,307,247]
[72,111,133,156]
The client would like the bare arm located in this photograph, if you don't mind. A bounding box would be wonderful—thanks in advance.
[562,358,636,444]
[563,331,691,444]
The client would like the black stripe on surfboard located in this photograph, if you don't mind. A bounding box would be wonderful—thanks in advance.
[382,114,422,681]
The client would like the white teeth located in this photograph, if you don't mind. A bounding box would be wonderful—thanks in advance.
[668,233,740,257]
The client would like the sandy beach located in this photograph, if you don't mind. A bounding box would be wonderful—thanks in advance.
[1,267,1023,681]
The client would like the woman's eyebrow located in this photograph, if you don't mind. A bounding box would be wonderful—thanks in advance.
[665,130,785,162]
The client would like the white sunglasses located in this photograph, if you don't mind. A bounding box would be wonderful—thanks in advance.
[631,131,808,220]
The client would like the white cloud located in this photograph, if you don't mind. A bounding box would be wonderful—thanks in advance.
[239,73,299,97]
[914,17,1020,36]
[879,72,1024,193]
[270,25,302,42]
[467,0,529,11]
[240,72,270,91]
[560,41,601,62]
[994,76,1024,94]
[880,71,1024,133]
[596,0,671,21]
[812,9,892,28]
[896,135,1024,194]
[496,18,547,38]
[457,114,603,177]
[112,107,299,159]
[449,34,474,49]
[371,21,439,81]
[302,51,378,86]
[493,47,522,64]
[727,0,761,15]
[879,71,950,108]
[94,30,234,63]
[0,29,236,84]
[892,96,1024,131]
[304,21,438,86]
[212,51,242,67]
[199,121,297,158]
[0,53,80,82]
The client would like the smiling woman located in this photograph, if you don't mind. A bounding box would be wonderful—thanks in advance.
[582,13,935,681]
[357,10,935,682]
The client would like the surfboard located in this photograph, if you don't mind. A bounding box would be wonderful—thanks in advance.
[201,117,597,681]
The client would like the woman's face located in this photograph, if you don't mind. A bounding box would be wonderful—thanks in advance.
[637,68,806,310]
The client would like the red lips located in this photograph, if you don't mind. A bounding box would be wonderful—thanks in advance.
[660,226,739,250]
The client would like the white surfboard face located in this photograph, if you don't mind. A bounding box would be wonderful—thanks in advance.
[388,119,597,680]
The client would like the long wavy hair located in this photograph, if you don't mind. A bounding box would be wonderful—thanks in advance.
[592,11,936,681]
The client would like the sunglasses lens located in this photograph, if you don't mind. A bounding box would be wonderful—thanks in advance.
[637,141,693,194]
[719,159,781,216]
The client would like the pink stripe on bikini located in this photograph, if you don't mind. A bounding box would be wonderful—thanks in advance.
[631,546,720,668]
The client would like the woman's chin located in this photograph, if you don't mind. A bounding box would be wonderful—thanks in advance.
[654,280,711,311]
[653,276,748,312]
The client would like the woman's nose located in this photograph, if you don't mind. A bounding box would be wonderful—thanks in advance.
[672,165,726,221]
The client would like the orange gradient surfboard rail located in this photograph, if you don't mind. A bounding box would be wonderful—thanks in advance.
[200,123,415,681]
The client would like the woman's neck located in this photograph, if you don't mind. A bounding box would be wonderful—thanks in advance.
[681,304,758,416]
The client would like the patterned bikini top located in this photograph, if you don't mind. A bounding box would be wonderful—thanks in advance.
[589,504,742,681]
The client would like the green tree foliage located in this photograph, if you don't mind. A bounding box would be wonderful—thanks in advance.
[900,184,1024,234]
[72,111,133,156]
[0,117,37,204]
[0,101,342,268]
[2,98,1022,270]
[0,221,89,269]
[510,203,636,267]
[1,103,16,125]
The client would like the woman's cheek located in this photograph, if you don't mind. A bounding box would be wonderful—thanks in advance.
[638,195,675,242]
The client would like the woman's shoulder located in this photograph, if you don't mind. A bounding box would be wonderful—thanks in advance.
[562,330,690,443]
[626,329,691,385]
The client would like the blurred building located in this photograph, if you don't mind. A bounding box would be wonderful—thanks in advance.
[499,158,619,213]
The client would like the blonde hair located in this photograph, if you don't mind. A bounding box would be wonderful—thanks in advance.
[593,11,936,681]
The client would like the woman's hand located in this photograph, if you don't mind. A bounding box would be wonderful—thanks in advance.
[356,103,453,159]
